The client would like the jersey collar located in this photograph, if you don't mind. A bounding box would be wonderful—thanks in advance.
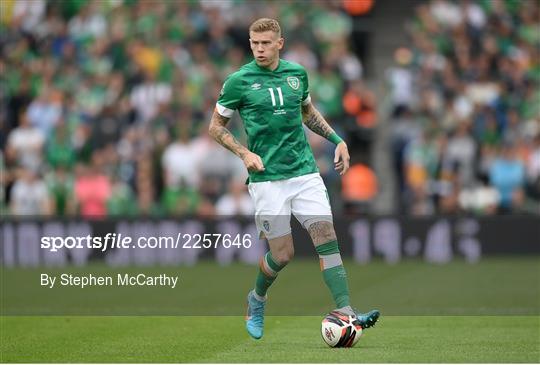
[253,59,282,72]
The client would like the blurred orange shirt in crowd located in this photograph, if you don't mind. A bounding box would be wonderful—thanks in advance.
[406,164,428,189]
[343,87,377,128]
[342,164,378,201]
[343,0,374,16]
[133,45,162,77]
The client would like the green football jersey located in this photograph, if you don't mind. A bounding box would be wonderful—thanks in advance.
[216,59,319,183]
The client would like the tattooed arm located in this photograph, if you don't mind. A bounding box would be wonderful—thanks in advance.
[301,102,337,140]
[301,101,350,175]
[208,110,265,172]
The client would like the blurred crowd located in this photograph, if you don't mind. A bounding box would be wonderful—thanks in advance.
[387,0,540,214]
[1,0,369,217]
[5,0,535,218]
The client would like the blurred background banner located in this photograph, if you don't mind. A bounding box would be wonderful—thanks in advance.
[2,215,539,316]
[2,215,538,316]
[2,216,539,267]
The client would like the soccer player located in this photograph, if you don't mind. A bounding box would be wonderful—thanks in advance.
[209,18,379,340]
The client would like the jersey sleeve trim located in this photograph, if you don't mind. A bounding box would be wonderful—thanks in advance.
[216,102,235,118]
[301,94,311,106]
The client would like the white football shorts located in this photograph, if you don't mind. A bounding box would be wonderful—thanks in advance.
[247,173,333,240]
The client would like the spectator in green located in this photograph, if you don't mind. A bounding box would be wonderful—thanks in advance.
[45,166,75,216]
[161,180,201,216]
[311,63,344,120]
[46,122,76,169]
[107,175,137,216]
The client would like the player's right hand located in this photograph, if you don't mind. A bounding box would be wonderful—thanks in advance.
[242,151,265,172]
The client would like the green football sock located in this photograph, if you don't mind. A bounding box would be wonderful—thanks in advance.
[316,240,351,308]
[254,252,286,297]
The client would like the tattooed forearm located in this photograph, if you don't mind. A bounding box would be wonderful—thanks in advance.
[209,111,249,158]
[301,102,335,138]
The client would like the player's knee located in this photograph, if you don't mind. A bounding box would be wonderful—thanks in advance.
[273,247,294,265]
[307,221,337,245]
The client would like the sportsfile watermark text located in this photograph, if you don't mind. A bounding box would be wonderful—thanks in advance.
[41,233,253,252]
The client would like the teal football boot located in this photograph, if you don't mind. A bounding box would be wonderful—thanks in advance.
[245,290,266,339]
[355,309,380,329]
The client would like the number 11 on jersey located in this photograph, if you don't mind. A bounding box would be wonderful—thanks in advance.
[268,87,284,107]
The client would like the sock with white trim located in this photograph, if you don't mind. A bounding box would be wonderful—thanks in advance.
[254,252,286,297]
[316,240,351,308]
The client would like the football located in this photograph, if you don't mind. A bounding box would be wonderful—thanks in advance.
[321,311,363,348]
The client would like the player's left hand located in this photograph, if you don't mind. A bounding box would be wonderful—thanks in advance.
[334,142,350,176]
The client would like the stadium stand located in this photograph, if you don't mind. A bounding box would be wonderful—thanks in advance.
[1,0,538,217]
[1,0,367,217]
[386,0,540,214]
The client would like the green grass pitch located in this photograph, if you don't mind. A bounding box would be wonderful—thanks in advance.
[1,258,539,363]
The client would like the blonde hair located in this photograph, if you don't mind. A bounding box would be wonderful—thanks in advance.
[249,18,281,36]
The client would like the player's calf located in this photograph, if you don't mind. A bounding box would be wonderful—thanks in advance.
[255,251,288,298]
[309,221,380,329]
[315,239,351,309]
[245,232,293,339]
[245,250,289,339]
[308,222,350,308]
